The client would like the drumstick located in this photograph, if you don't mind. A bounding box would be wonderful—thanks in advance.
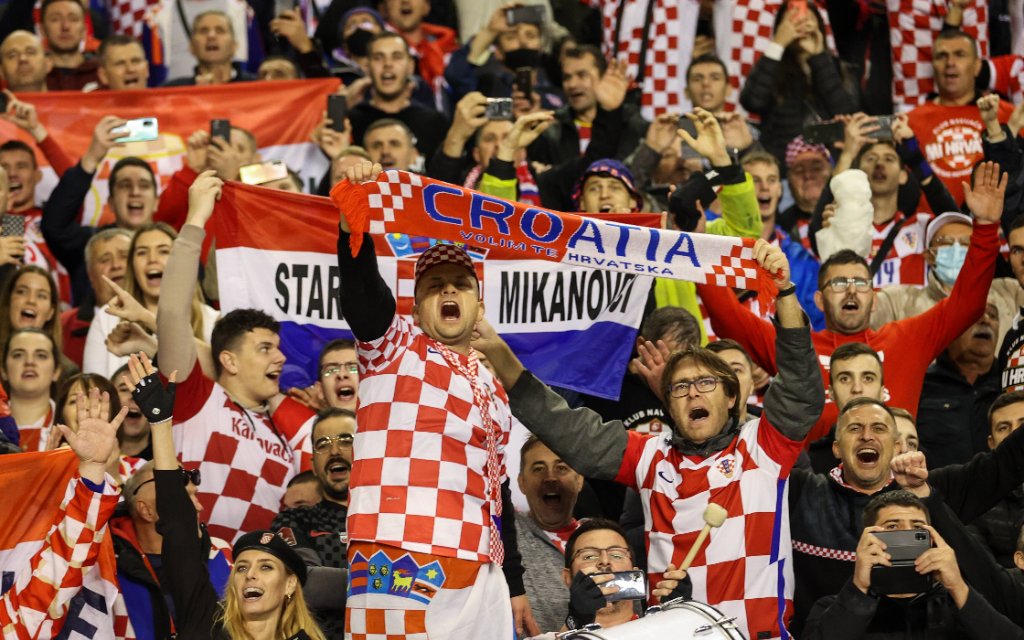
[678,503,728,572]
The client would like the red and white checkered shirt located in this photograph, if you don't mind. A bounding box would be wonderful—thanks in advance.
[615,416,803,640]
[348,314,512,563]
[172,362,314,543]
[870,212,931,289]
[0,476,120,640]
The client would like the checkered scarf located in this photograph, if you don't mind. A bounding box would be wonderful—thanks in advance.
[886,0,989,112]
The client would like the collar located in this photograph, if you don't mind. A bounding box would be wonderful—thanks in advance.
[670,417,740,457]
[828,464,895,494]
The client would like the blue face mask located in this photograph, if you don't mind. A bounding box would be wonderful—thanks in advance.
[934,242,968,285]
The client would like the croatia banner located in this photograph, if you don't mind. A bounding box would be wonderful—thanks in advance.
[213,183,666,400]
[0,449,128,639]
[0,78,338,225]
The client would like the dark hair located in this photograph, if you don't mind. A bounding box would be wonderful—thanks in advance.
[564,518,633,568]
[1009,213,1024,236]
[852,140,899,173]
[210,309,281,378]
[661,347,741,421]
[890,406,914,424]
[818,250,870,290]
[367,31,409,58]
[318,339,356,373]
[706,338,753,368]
[286,469,318,488]
[862,489,930,527]
[98,34,143,62]
[0,140,37,168]
[109,157,158,198]
[685,53,729,83]
[311,407,357,444]
[56,373,122,424]
[837,396,895,428]
[562,45,606,75]
[0,265,62,353]
[519,435,548,475]
[987,390,1024,431]
[934,28,979,59]
[828,342,882,386]
[639,306,701,348]
[41,0,84,20]
[771,2,829,106]
[364,117,416,145]
[2,328,61,398]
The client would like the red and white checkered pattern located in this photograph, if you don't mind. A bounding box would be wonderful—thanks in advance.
[722,0,837,116]
[347,607,427,640]
[349,314,512,563]
[887,0,989,112]
[0,477,120,639]
[171,362,314,544]
[596,0,699,120]
[109,0,160,38]
[705,244,761,290]
[791,539,857,562]
[367,172,424,235]
[870,212,931,288]
[615,416,803,640]
[540,520,579,554]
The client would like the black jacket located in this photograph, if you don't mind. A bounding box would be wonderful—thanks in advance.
[527,103,647,168]
[40,162,102,305]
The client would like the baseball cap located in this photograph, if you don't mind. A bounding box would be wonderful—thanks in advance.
[926,212,973,247]
[232,530,308,584]
[414,243,478,283]
[572,159,644,212]
[785,136,831,168]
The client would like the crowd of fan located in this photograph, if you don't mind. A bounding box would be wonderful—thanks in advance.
[3,0,1024,638]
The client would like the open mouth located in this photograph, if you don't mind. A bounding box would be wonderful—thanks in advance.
[541,491,562,507]
[9,181,23,198]
[145,269,163,288]
[19,308,37,323]
[20,369,37,379]
[841,299,859,312]
[266,370,281,383]
[598,204,614,213]
[973,327,994,341]
[440,300,460,320]
[689,407,710,421]
[126,202,145,215]
[855,448,880,465]
[126,407,144,420]
[380,72,397,83]
[334,384,356,401]
[327,459,351,478]
[871,169,887,181]
[242,587,264,601]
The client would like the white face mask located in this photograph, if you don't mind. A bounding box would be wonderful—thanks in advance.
[934,242,968,285]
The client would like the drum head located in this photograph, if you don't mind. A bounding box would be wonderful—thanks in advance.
[564,600,747,640]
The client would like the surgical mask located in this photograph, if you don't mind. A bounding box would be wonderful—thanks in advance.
[502,48,542,70]
[934,242,968,285]
[345,28,375,57]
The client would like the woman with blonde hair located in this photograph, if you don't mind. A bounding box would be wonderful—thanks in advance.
[125,352,327,640]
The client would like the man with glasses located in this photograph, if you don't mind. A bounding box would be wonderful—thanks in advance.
[271,408,355,640]
[476,239,824,639]
[111,461,233,638]
[697,161,1006,440]
[315,339,360,411]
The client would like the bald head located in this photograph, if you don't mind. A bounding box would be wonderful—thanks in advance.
[0,31,51,92]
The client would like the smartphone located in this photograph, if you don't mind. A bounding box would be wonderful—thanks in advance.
[0,214,24,237]
[211,118,232,142]
[239,160,289,185]
[113,117,159,143]
[0,93,8,114]
[868,529,932,595]
[803,121,845,145]
[594,570,646,602]
[505,4,545,25]
[787,0,809,20]
[867,114,895,141]
[274,0,295,15]
[327,95,348,133]
[485,97,513,120]
[873,529,931,563]
[514,68,532,99]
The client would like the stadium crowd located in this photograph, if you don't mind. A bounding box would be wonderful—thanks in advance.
[4,0,1024,638]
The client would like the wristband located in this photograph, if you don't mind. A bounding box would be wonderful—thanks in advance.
[777,284,797,298]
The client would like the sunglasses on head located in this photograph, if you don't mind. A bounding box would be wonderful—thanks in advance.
[137,467,201,490]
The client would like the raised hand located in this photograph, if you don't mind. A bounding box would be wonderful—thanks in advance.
[652,562,692,602]
[891,113,915,145]
[311,109,352,160]
[916,525,968,607]
[678,108,730,167]
[0,235,25,265]
[106,320,157,358]
[0,90,47,142]
[102,274,156,330]
[633,339,671,401]
[58,387,129,484]
[645,113,681,153]
[82,115,128,173]
[753,238,792,289]
[595,58,632,112]
[124,352,176,424]
[963,161,1008,225]
[185,169,224,228]
[497,111,555,161]
[448,91,490,148]
[207,136,243,181]
[890,450,929,495]
[344,160,383,184]
[269,8,314,54]
[719,112,754,152]
[185,129,211,173]
[852,525,890,593]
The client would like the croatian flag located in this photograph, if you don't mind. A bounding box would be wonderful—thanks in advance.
[213,184,658,400]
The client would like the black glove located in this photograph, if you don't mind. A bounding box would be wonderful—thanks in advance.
[565,571,606,629]
[663,571,693,602]
[132,372,175,423]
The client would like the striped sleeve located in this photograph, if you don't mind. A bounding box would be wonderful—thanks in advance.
[0,476,120,640]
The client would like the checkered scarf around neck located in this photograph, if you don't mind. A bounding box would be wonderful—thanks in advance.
[433,342,505,565]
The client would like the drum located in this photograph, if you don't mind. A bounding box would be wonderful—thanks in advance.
[558,599,747,639]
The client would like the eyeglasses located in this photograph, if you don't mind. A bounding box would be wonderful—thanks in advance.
[137,467,201,490]
[313,433,355,454]
[823,277,872,293]
[321,362,358,378]
[668,376,719,398]
[573,547,632,564]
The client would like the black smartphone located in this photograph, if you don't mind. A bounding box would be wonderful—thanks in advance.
[514,67,532,100]
[867,115,895,141]
[327,95,348,133]
[593,570,646,602]
[873,529,931,563]
[210,118,231,142]
[505,4,545,25]
[869,529,932,595]
[803,121,845,145]
[0,93,8,114]
[485,97,513,120]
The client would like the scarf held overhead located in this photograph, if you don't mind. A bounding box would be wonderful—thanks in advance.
[330,170,774,297]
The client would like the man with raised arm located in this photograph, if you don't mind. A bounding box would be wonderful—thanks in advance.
[336,161,536,639]
[475,240,825,639]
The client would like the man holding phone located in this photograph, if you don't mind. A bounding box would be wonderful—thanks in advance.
[802,490,1022,639]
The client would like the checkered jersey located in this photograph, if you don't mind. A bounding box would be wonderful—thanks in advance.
[171,362,314,543]
[887,0,989,112]
[0,477,119,640]
[349,314,512,563]
[870,213,931,288]
[615,416,803,640]
[14,400,54,452]
[109,0,160,38]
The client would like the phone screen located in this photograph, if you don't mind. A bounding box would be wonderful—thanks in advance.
[239,161,289,185]
[114,118,160,143]
[595,570,646,602]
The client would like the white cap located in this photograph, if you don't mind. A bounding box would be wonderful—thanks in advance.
[926,212,973,248]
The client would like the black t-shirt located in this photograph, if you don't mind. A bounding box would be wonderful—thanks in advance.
[998,307,1024,392]
[347,102,449,162]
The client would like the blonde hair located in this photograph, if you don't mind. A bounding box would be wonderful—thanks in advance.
[218,568,327,640]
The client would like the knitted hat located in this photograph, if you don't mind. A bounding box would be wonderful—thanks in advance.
[925,212,973,247]
[785,136,831,168]
[572,159,644,212]
[340,6,385,31]
[414,243,478,283]
[232,530,308,585]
